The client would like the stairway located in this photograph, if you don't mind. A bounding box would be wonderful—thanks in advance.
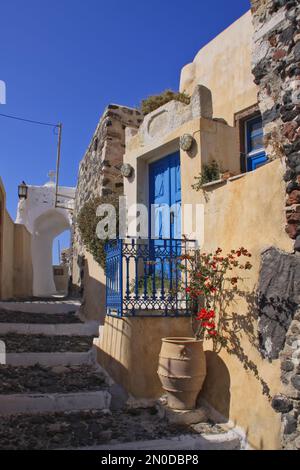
[0,300,242,450]
[0,300,113,449]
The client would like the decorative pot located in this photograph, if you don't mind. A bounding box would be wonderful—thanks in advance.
[157,337,206,410]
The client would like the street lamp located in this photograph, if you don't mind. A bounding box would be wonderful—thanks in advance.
[18,181,28,199]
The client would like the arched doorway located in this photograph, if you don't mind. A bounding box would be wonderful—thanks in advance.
[32,209,71,297]
[15,179,75,298]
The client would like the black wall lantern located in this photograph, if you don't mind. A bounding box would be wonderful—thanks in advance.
[18,181,28,199]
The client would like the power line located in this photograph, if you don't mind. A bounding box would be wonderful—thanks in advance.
[0,112,58,128]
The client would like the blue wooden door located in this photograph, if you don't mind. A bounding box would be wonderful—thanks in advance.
[149,152,181,240]
[149,153,181,283]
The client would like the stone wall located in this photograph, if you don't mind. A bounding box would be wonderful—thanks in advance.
[72,104,143,319]
[251,0,300,249]
[251,0,300,449]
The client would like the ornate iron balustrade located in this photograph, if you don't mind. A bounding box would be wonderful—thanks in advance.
[105,237,196,317]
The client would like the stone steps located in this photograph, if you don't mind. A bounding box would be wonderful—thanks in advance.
[0,300,81,314]
[0,363,108,395]
[0,302,112,419]
[0,407,238,450]
[0,321,99,336]
[76,431,242,451]
[0,391,111,417]
[0,333,94,353]
[5,350,95,367]
[0,299,242,450]
[0,309,82,324]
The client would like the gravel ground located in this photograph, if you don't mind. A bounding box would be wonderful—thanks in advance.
[0,408,223,450]
[0,364,107,394]
[0,333,94,352]
[0,309,81,324]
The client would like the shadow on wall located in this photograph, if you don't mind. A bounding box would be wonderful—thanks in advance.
[75,254,106,322]
[198,283,272,420]
[198,351,231,421]
[221,287,271,400]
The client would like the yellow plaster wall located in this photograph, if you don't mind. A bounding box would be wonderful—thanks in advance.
[80,250,106,322]
[124,116,241,238]
[180,11,258,125]
[108,156,291,449]
[0,178,33,300]
[95,11,286,449]
[196,159,292,449]
[13,224,33,298]
[96,315,193,398]
[199,118,240,175]
[1,209,14,299]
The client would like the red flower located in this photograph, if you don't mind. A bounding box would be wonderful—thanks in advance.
[196,309,216,321]
[196,308,207,318]
[202,321,216,329]
[207,310,215,318]
[208,330,217,336]
[200,308,207,313]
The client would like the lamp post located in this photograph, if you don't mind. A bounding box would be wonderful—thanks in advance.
[18,181,28,199]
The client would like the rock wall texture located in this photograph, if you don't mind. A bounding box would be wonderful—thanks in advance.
[72,104,143,292]
[251,0,300,250]
[258,247,300,360]
[251,0,300,449]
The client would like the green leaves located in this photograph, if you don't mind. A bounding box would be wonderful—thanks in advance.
[140,90,190,116]
[77,194,119,269]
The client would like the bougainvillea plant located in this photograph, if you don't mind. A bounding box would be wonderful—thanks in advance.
[180,247,252,345]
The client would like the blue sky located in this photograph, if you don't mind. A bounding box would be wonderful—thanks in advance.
[0,0,250,262]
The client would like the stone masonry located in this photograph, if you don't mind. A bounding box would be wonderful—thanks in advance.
[72,104,143,291]
[251,0,300,250]
[251,0,300,449]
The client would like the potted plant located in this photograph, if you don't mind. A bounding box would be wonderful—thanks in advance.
[157,247,252,410]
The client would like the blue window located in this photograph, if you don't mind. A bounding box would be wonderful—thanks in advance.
[245,115,268,172]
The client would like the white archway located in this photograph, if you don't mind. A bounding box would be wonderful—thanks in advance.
[16,179,75,297]
[32,209,71,296]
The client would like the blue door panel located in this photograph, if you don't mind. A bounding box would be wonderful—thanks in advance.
[149,152,181,279]
[149,152,181,239]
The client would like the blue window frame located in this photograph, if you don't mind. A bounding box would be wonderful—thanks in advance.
[245,115,268,172]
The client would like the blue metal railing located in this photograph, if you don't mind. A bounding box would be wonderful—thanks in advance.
[105,237,195,317]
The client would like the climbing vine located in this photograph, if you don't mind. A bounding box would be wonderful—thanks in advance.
[77,194,119,269]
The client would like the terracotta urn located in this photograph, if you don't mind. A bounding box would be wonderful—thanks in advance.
[157,337,206,410]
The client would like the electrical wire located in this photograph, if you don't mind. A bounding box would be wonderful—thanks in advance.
[0,112,58,128]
